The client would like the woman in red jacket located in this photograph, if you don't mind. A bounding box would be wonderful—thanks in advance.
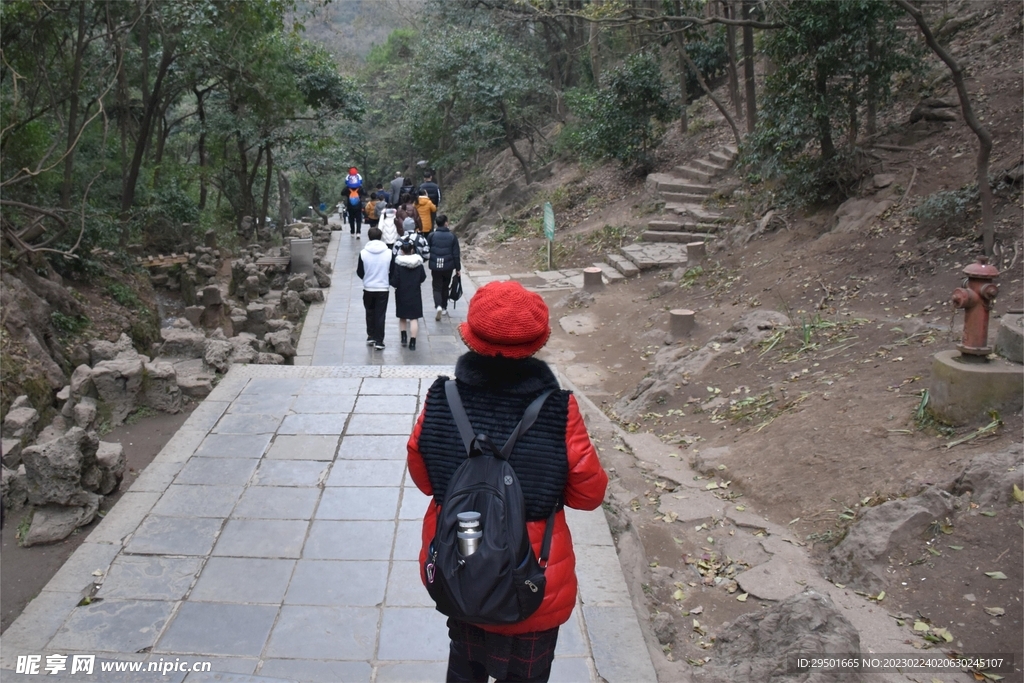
[407,280,608,682]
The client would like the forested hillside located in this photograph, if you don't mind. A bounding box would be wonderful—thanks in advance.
[1,0,1019,426]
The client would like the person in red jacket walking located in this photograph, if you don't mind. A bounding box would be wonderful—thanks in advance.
[407,280,608,682]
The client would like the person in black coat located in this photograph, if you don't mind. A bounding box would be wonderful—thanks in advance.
[427,214,460,321]
[390,237,427,349]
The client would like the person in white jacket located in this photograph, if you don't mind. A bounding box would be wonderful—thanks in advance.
[356,227,393,350]
[379,207,399,250]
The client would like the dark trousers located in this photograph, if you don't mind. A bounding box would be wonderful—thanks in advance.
[432,269,454,310]
[348,209,361,234]
[446,640,552,683]
[363,290,388,343]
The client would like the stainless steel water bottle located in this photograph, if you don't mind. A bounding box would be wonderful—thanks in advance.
[457,511,482,556]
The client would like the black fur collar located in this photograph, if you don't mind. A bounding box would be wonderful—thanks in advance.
[454,352,560,395]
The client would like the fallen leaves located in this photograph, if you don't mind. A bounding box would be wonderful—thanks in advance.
[984,571,1008,580]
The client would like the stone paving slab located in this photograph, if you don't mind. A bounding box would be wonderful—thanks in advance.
[621,242,689,270]
[1,221,656,682]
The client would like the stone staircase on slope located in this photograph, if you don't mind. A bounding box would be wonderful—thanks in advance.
[605,145,738,275]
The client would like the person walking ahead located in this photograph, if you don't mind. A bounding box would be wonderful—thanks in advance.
[356,226,392,350]
[414,189,437,234]
[406,280,608,682]
[390,236,426,350]
[427,214,460,321]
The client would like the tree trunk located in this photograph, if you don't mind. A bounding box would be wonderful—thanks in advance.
[680,44,741,146]
[498,102,532,184]
[895,0,994,255]
[742,0,757,133]
[672,31,689,134]
[815,65,835,161]
[848,77,859,150]
[588,1,602,84]
[260,145,273,230]
[725,1,742,119]
[865,35,878,137]
[195,87,208,210]
[277,170,292,231]
[60,0,88,211]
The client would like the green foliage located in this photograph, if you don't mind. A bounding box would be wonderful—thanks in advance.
[587,224,628,251]
[564,52,673,172]
[746,0,921,207]
[910,185,979,234]
[105,281,140,309]
[51,311,89,337]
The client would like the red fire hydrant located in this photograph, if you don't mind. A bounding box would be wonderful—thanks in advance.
[951,256,999,358]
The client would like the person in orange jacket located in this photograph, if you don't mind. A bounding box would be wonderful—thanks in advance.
[407,280,608,682]
[413,188,437,233]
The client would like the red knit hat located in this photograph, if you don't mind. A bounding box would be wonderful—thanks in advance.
[459,281,551,359]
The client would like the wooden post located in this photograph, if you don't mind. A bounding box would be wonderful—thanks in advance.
[670,309,696,339]
[583,267,603,292]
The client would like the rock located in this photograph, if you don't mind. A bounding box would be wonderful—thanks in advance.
[197,263,218,279]
[11,396,30,410]
[952,444,1024,508]
[228,334,260,365]
[256,352,286,365]
[92,441,126,495]
[91,356,145,425]
[831,198,894,234]
[171,317,194,329]
[69,364,95,398]
[2,438,23,468]
[35,415,69,445]
[177,372,214,398]
[56,385,71,402]
[70,344,91,368]
[21,494,102,546]
[3,406,39,441]
[655,281,678,297]
[1,465,29,510]
[651,612,676,646]
[554,290,594,310]
[299,289,324,303]
[909,99,958,123]
[184,306,204,327]
[702,591,859,683]
[88,333,135,365]
[281,290,305,320]
[285,275,307,292]
[873,173,895,188]
[0,272,68,390]
[671,267,688,281]
[159,327,208,358]
[199,284,222,305]
[995,313,1023,364]
[73,396,98,429]
[313,264,332,288]
[21,427,99,506]
[203,339,233,373]
[265,329,297,358]
[244,275,261,303]
[266,319,293,333]
[141,361,181,414]
[828,486,954,593]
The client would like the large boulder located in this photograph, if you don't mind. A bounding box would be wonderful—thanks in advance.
[827,486,954,593]
[228,334,260,365]
[21,494,101,547]
[21,427,99,507]
[203,339,234,373]
[159,326,207,358]
[256,352,285,365]
[265,328,297,358]
[313,264,332,288]
[1,438,23,468]
[72,396,98,429]
[281,290,305,320]
[1,465,29,510]
[85,441,125,495]
[141,361,181,414]
[702,591,860,683]
[88,333,135,365]
[91,356,145,424]
[69,364,96,398]
[952,444,1024,508]
[0,272,68,390]
[2,405,39,441]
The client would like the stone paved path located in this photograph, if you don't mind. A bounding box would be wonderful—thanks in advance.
[1,222,656,682]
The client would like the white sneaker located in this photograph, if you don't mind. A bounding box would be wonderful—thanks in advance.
[435,306,442,321]
[443,309,450,318]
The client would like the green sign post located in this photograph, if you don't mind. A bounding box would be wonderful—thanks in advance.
[543,202,555,270]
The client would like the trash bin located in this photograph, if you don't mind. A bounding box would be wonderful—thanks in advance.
[289,237,315,278]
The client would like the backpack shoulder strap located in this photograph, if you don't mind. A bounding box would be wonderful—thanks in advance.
[444,382,555,460]
[444,380,475,456]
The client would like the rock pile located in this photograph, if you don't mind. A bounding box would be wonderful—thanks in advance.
[1,394,126,546]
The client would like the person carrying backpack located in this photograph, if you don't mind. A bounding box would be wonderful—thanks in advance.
[379,205,399,250]
[345,185,365,238]
[414,189,437,233]
[406,280,608,683]
[427,214,460,321]
[356,226,392,349]
[365,192,381,230]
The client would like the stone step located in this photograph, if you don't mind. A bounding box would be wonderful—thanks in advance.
[664,203,728,223]
[692,158,729,174]
[650,176,715,195]
[606,252,640,278]
[647,220,720,233]
[620,243,689,270]
[672,165,713,183]
[642,231,718,243]
[592,262,626,283]
[659,191,709,204]
[721,144,739,157]
[708,149,735,166]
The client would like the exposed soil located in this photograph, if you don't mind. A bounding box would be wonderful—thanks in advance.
[0,406,195,633]
[459,5,1024,678]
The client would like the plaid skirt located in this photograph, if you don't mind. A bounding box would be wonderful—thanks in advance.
[447,618,560,681]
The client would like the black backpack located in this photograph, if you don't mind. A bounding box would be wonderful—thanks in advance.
[424,381,557,625]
